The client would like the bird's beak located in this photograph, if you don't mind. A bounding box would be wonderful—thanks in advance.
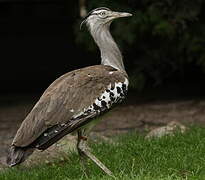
[112,11,132,19]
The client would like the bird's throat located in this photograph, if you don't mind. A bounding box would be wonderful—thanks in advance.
[91,26,125,72]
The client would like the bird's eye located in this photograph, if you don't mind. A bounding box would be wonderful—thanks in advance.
[99,11,106,17]
[100,12,105,15]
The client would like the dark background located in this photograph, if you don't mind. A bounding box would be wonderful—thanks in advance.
[1,0,205,99]
[0,1,79,93]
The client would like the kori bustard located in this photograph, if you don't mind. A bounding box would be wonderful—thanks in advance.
[7,7,132,176]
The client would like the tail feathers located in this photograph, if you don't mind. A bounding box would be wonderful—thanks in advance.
[7,145,34,167]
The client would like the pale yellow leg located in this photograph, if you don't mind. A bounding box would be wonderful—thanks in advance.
[77,130,113,176]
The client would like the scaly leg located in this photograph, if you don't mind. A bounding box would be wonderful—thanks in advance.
[77,130,113,176]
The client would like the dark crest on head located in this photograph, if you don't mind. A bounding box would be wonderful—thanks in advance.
[80,7,111,30]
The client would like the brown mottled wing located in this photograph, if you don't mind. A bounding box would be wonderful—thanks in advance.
[12,65,127,147]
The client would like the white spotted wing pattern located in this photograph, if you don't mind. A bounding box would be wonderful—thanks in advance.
[72,78,128,120]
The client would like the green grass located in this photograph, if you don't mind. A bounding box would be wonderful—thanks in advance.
[1,127,205,180]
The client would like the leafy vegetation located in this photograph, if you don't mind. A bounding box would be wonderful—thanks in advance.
[1,127,205,180]
[75,0,205,90]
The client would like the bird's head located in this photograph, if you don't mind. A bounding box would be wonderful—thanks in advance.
[80,7,132,30]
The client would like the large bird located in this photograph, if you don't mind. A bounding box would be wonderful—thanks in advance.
[7,7,132,175]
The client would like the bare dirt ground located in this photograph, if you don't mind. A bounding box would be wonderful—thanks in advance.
[0,93,205,165]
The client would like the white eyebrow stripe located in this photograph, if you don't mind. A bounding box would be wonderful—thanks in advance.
[92,10,107,15]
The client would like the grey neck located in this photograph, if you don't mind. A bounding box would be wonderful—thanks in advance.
[90,24,125,72]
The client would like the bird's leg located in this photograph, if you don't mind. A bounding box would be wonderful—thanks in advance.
[77,130,113,176]
[77,131,89,177]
